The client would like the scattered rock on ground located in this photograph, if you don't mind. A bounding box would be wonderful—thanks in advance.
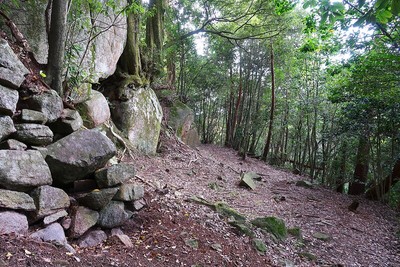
[251,216,287,241]
[295,180,313,189]
[30,223,67,245]
[77,229,107,248]
[239,172,257,190]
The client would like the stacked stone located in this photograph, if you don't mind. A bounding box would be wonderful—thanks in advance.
[0,38,144,249]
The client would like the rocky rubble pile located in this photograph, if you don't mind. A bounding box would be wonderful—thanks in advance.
[0,38,145,251]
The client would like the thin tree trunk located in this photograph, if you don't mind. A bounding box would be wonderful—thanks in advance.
[47,0,68,96]
[262,43,275,161]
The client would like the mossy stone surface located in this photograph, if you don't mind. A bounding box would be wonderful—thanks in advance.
[229,221,255,237]
[288,227,302,238]
[214,202,246,223]
[251,216,287,240]
[252,238,267,254]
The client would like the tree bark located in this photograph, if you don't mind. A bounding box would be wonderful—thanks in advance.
[262,43,275,161]
[46,0,68,96]
[348,135,370,195]
[366,158,400,200]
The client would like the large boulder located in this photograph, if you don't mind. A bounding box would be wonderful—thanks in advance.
[13,123,53,146]
[30,185,70,219]
[0,39,29,89]
[23,90,63,123]
[0,116,16,141]
[0,189,36,211]
[1,1,126,83]
[168,100,200,147]
[0,150,52,191]
[0,85,19,115]
[77,90,110,128]
[0,211,28,235]
[111,87,162,154]
[45,129,116,184]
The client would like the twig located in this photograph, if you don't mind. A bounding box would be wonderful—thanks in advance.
[134,175,157,189]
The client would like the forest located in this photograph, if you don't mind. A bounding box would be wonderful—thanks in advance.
[0,0,400,265]
[1,0,399,202]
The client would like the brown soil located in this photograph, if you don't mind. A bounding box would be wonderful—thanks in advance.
[1,143,399,266]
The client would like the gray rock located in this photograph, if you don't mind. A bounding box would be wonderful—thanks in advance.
[0,189,36,211]
[295,180,313,189]
[25,90,63,123]
[45,129,116,184]
[239,172,257,190]
[110,228,133,247]
[43,210,68,225]
[13,123,53,146]
[77,188,119,211]
[0,116,16,141]
[95,163,135,188]
[30,146,48,157]
[30,185,70,219]
[69,206,99,238]
[77,90,110,128]
[61,216,72,230]
[113,184,144,201]
[111,87,162,154]
[0,150,52,191]
[0,85,18,115]
[0,211,28,234]
[50,109,83,135]
[0,39,29,89]
[21,109,48,124]
[98,201,132,228]
[30,223,67,245]
[0,139,27,150]
[77,229,107,248]
[126,199,146,211]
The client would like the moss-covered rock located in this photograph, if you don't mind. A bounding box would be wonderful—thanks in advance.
[251,216,287,241]
[252,238,267,254]
[111,85,162,155]
[213,202,246,223]
[229,221,255,237]
[288,227,302,239]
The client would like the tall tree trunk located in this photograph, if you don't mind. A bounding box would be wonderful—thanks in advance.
[262,43,275,161]
[146,0,165,80]
[47,0,68,96]
[118,0,142,78]
[348,136,370,195]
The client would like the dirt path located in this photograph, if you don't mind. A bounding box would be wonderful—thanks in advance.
[134,144,400,266]
[1,144,399,266]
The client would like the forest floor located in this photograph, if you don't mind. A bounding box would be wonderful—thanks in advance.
[1,141,399,266]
